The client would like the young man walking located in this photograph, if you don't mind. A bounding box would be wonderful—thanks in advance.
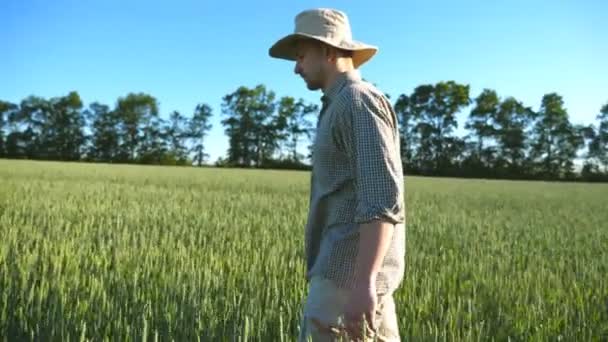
[269,8,406,341]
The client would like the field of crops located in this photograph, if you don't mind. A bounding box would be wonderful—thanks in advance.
[0,159,607,341]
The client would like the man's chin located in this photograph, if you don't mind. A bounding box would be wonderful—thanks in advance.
[306,82,321,91]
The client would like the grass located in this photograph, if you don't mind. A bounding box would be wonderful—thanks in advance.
[0,159,607,341]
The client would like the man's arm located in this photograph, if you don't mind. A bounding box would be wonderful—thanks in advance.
[346,90,403,287]
[339,89,404,337]
[354,219,394,285]
[342,219,394,338]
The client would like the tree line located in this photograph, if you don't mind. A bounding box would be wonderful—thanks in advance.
[0,92,213,166]
[397,82,607,181]
[1,81,607,181]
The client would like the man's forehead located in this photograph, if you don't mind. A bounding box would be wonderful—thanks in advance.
[294,39,319,53]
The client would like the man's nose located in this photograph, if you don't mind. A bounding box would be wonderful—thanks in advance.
[294,62,301,75]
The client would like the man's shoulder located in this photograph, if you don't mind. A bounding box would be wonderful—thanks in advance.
[333,77,395,128]
[337,77,390,107]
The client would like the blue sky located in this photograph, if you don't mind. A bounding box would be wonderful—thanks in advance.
[2,0,607,163]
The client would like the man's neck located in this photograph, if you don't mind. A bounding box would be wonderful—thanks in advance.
[322,63,355,94]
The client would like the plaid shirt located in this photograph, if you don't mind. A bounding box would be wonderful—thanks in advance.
[305,70,406,296]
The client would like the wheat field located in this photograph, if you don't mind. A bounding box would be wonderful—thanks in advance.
[0,159,607,341]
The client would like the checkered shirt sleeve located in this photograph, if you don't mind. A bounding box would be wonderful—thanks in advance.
[340,88,404,225]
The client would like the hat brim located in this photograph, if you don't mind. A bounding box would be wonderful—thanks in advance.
[269,33,378,68]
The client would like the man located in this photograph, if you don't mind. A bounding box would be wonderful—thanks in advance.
[269,8,406,341]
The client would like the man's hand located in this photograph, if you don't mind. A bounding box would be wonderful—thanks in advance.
[310,220,394,340]
[308,279,379,341]
[344,219,394,339]
[343,279,378,339]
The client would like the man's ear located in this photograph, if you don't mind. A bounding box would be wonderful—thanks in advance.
[319,44,329,56]
[322,45,337,62]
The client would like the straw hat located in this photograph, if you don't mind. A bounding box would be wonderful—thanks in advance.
[268,8,378,68]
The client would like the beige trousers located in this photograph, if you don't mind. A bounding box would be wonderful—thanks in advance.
[298,276,401,342]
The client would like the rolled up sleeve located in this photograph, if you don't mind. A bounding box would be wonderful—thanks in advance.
[344,90,405,225]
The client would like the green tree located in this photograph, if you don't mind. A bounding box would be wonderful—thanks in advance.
[7,96,49,159]
[580,123,597,163]
[137,110,166,164]
[588,103,608,173]
[0,101,19,157]
[188,103,213,166]
[221,85,278,167]
[257,95,287,166]
[494,97,536,177]
[87,102,120,162]
[394,94,416,172]
[406,81,470,175]
[163,110,189,163]
[4,93,84,161]
[562,124,586,179]
[47,91,86,161]
[115,93,159,162]
[465,89,499,172]
[530,93,583,179]
[277,96,317,163]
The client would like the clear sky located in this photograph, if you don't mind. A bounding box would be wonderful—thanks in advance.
[3,0,607,163]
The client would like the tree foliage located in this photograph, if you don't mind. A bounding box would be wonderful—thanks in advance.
[1,84,606,181]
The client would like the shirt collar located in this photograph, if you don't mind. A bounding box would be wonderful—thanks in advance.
[321,70,362,105]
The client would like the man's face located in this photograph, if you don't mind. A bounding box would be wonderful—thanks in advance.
[294,40,327,91]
